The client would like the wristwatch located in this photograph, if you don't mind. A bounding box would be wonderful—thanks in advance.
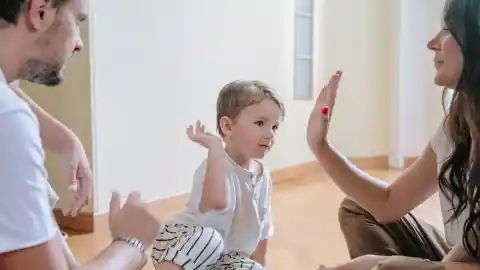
[113,236,147,260]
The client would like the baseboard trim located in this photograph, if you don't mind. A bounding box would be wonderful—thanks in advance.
[54,210,94,233]
[57,155,416,234]
[271,162,320,184]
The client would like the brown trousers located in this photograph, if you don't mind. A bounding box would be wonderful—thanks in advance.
[338,198,454,269]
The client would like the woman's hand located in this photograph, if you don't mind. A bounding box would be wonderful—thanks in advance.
[318,255,387,270]
[307,70,342,155]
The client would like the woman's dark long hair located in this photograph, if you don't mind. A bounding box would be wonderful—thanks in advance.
[438,0,480,259]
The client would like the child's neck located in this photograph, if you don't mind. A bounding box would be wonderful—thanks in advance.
[224,145,252,169]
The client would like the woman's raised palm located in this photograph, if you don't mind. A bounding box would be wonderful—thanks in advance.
[306,70,343,154]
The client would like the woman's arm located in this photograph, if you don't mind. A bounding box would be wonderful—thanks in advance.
[373,255,480,270]
[442,244,477,264]
[314,142,438,223]
[327,255,480,270]
[442,262,480,270]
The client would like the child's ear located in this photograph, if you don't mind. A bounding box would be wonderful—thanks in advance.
[219,116,233,136]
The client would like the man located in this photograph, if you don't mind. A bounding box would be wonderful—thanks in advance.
[0,1,161,269]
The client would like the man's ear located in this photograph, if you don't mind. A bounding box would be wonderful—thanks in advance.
[24,0,57,31]
[219,116,234,136]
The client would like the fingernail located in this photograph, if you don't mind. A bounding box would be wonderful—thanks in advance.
[321,106,329,115]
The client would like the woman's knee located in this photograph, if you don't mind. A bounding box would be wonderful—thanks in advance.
[338,197,369,228]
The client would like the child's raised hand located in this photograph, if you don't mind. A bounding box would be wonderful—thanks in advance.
[187,120,223,149]
[307,70,343,155]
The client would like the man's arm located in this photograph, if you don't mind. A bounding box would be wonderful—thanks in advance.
[0,92,163,268]
[10,83,93,217]
[57,225,80,269]
[0,111,148,270]
[1,234,147,270]
[9,82,74,153]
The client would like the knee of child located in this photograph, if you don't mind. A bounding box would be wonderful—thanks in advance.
[252,262,266,270]
[202,227,225,254]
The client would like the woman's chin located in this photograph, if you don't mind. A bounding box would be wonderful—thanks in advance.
[434,73,458,89]
[434,74,444,87]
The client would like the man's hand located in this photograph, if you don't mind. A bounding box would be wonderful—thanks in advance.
[59,134,93,217]
[109,191,161,248]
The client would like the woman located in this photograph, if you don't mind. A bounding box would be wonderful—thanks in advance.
[308,0,480,269]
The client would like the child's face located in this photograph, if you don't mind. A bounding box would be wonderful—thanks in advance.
[226,99,282,160]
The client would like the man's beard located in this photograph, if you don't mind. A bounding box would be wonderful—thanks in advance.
[19,58,64,87]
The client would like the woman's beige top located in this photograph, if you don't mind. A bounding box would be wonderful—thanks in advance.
[430,123,470,246]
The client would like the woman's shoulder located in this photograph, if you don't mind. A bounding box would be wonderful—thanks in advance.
[430,120,453,163]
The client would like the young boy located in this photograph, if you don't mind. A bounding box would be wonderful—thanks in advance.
[151,80,285,270]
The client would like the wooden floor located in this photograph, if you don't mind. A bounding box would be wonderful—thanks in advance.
[67,169,444,269]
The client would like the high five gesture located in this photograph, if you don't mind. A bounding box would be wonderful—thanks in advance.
[307,70,343,154]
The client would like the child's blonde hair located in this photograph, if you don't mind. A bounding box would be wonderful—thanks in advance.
[216,80,285,137]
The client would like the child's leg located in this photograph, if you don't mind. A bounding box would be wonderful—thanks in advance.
[151,224,224,270]
[208,252,264,270]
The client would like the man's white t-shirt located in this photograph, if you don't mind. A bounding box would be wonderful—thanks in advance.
[0,70,59,253]
[169,154,274,256]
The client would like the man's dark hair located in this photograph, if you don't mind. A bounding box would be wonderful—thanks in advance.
[0,0,69,27]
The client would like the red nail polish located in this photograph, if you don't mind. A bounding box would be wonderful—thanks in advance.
[321,106,329,115]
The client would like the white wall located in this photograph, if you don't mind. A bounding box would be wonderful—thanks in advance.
[89,0,322,213]
[322,0,391,157]
[86,0,450,213]
[321,0,447,161]
[389,0,447,167]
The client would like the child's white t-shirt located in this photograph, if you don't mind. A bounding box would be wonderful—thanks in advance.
[169,154,274,256]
